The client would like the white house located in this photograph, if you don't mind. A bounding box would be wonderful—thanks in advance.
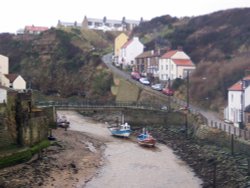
[159,50,196,81]
[224,76,250,127]
[0,55,10,87]
[5,74,26,90]
[120,37,144,68]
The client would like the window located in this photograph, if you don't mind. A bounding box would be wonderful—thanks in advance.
[161,65,163,70]
[248,115,250,123]
[166,65,168,70]
[231,94,234,103]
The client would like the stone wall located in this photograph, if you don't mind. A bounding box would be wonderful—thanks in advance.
[0,117,12,148]
[21,116,49,146]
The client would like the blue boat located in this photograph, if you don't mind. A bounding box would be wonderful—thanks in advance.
[137,128,156,147]
[108,122,131,137]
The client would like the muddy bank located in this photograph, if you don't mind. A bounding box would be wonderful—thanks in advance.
[0,129,105,188]
[89,111,250,188]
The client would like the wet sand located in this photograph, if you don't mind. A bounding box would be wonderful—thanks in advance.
[61,111,202,188]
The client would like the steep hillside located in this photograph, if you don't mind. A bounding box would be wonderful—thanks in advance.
[132,8,250,110]
[0,28,118,101]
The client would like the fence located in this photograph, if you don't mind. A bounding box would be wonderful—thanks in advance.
[207,119,250,141]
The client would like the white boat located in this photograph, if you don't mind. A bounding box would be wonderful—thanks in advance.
[57,115,70,128]
[108,122,131,137]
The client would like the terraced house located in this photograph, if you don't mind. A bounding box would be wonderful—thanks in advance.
[159,50,196,81]
[135,49,167,78]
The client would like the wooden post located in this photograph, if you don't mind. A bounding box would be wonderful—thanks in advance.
[185,113,188,138]
[248,158,250,175]
[213,161,217,188]
[231,134,234,156]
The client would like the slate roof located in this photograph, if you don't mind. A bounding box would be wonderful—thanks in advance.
[5,74,19,83]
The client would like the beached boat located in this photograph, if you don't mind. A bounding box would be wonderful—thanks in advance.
[108,122,131,137]
[137,129,156,147]
[57,115,70,128]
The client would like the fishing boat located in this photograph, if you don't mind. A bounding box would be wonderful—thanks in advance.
[108,122,131,137]
[137,128,156,147]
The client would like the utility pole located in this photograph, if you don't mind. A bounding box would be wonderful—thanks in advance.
[185,71,190,138]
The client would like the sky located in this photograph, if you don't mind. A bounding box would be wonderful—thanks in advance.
[1,0,250,33]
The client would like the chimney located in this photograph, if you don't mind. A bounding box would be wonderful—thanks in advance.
[177,46,183,51]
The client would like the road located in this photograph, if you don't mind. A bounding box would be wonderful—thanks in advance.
[59,110,202,188]
[102,53,230,134]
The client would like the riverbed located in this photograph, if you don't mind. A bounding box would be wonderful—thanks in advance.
[60,111,202,188]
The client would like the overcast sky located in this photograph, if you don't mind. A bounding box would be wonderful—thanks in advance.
[1,0,250,33]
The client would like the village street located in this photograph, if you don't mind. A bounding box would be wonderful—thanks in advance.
[59,110,202,188]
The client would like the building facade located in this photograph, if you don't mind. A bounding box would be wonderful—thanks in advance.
[114,33,129,65]
[159,50,196,81]
[224,76,250,128]
[58,16,143,32]
[135,49,166,78]
[120,37,144,68]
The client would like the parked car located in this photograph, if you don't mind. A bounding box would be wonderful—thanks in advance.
[151,83,164,91]
[161,105,168,110]
[139,77,150,85]
[162,87,175,96]
[131,71,141,80]
[224,119,234,124]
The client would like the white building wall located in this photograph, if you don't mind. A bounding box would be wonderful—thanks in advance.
[13,76,26,90]
[0,55,9,74]
[170,60,177,80]
[0,88,7,103]
[121,37,144,67]
[244,86,250,107]
[228,90,242,125]
[159,59,169,81]
[0,75,9,87]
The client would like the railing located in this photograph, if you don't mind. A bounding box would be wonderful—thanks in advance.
[207,119,250,140]
[35,101,167,112]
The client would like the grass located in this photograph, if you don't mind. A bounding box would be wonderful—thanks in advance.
[116,78,140,102]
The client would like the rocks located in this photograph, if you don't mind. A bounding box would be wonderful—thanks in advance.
[150,125,250,188]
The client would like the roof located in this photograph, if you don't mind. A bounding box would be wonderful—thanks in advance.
[25,25,49,32]
[228,75,250,91]
[136,50,166,59]
[228,81,243,91]
[121,39,133,49]
[5,74,19,83]
[161,50,179,59]
[172,59,194,66]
